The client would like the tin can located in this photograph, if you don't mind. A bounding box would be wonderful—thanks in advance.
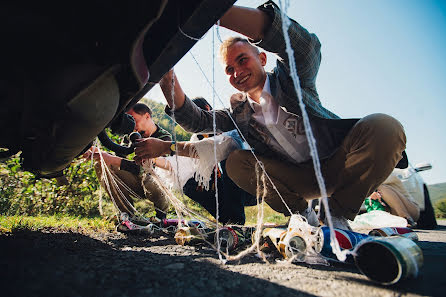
[174,226,212,246]
[162,218,180,228]
[354,236,424,285]
[278,230,307,260]
[251,227,288,255]
[162,218,206,229]
[314,226,369,262]
[215,226,248,252]
[260,227,287,249]
[368,227,418,242]
[117,220,154,235]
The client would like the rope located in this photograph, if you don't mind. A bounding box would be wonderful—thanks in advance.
[212,26,224,260]
[277,0,346,262]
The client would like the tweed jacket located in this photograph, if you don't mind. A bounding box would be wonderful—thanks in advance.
[167,1,359,162]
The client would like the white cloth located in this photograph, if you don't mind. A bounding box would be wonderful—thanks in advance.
[154,132,241,191]
[154,155,196,190]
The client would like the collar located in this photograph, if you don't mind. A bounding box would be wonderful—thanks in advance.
[143,124,159,138]
[152,124,160,136]
[247,75,271,110]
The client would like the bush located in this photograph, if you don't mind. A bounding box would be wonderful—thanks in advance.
[1,154,101,217]
[435,199,446,218]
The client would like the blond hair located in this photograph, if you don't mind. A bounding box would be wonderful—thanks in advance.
[219,36,260,62]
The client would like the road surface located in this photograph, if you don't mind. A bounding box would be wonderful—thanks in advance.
[1,220,445,297]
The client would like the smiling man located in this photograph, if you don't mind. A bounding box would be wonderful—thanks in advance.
[153,0,407,230]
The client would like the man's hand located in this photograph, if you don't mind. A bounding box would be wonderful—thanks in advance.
[134,138,170,164]
[369,190,386,206]
[83,147,121,167]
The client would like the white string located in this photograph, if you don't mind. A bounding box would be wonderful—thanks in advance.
[216,20,224,44]
[178,25,205,41]
[168,72,188,228]
[211,26,224,261]
[225,163,267,262]
[276,0,346,262]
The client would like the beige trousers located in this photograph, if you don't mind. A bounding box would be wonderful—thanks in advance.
[95,164,169,217]
[226,113,407,220]
[378,173,420,222]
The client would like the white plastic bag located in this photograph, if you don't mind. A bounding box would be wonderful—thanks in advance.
[350,210,408,231]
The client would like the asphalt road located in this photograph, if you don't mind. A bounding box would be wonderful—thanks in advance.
[1,220,445,297]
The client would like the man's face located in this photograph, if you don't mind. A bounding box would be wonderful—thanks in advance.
[126,110,153,137]
[223,41,267,94]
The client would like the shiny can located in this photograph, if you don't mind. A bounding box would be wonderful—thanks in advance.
[215,226,247,252]
[251,227,287,254]
[174,226,212,246]
[278,231,307,260]
[368,227,418,242]
[315,226,370,262]
[354,236,424,285]
[162,218,206,229]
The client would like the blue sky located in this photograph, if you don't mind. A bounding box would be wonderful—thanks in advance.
[147,0,446,185]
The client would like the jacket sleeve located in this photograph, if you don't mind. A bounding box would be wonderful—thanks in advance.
[256,1,322,89]
[165,95,235,134]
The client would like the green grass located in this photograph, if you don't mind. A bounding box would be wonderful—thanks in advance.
[245,204,288,226]
[0,215,115,233]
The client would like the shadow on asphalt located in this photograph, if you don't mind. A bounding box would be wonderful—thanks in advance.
[0,230,316,297]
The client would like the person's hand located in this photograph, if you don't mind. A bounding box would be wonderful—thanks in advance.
[82,146,99,160]
[82,147,118,166]
[369,190,386,206]
[134,138,170,164]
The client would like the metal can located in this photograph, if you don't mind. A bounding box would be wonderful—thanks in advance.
[162,218,180,228]
[278,231,307,260]
[368,227,418,242]
[162,218,206,229]
[215,226,247,252]
[117,220,154,235]
[118,212,154,235]
[235,226,257,239]
[188,220,207,229]
[174,226,212,246]
[314,226,370,262]
[251,227,288,255]
[354,236,424,285]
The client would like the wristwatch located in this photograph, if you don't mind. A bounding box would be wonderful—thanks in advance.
[169,141,176,156]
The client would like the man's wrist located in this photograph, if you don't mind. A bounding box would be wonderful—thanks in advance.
[169,141,177,156]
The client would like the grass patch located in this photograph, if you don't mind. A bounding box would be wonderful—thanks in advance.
[245,204,288,226]
[0,215,115,233]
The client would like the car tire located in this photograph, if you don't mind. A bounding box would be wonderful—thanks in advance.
[416,186,438,230]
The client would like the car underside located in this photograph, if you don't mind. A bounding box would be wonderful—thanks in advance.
[0,0,236,178]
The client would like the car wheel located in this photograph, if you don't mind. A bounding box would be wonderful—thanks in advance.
[416,186,438,230]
